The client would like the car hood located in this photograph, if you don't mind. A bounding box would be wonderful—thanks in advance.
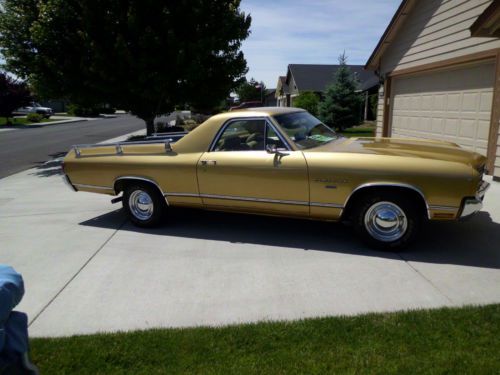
[308,137,487,171]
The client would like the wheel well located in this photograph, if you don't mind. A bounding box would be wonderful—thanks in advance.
[114,178,165,200]
[341,186,428,221]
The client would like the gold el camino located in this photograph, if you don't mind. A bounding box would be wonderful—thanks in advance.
[62,107,490,250]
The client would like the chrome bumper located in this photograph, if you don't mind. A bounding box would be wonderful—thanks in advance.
[62,174,77,192]
[460,180,490,218]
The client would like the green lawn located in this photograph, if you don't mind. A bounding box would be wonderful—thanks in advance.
[0,117,57,126]
[340,126,376,138]
[30,304,500,374]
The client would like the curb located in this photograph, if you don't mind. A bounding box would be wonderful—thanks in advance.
[4,119,89,129]
[2,114,119,129]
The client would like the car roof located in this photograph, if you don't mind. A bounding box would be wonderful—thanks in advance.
[228,106,306,116]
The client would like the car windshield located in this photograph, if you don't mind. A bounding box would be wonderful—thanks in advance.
[273,111,339,149]
[32,102,41,107]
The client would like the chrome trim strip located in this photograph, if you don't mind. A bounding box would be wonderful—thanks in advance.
[343,182,431,220]
[200,193,307,206]
[165,192,344,209]
[113,176,168,205]
[73,183,114,191]
[166,192,200,198]
[310,202,344,208]
[428,205,459,211]
[72,139,174,158]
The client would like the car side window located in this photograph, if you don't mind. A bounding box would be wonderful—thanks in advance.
[214,119,266,151]
[266,124,287,150]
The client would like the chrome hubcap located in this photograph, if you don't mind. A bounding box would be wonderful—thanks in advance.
[129,190,154,221]
[364,201,407,242]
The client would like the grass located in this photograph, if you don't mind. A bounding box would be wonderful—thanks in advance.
[0,117,57,126]
[340,125,376,138]
[30,304,500,374]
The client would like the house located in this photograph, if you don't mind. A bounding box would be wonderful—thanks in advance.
[263,89,277,106]
[275,64,379,119]
[366,0,500,179]
[276,76,290,107]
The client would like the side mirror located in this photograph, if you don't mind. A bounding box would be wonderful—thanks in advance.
[266,144,277,154]
[164,141,173,152]
[266,144,288,156]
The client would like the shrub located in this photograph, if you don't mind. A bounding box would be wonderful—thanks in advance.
[183,119,200,131]
[67,104,100,117]
[99,106,116,114]
[293,91,320,116]
[27,113,44,122]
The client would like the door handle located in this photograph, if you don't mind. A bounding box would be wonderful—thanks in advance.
[201,160,217,166]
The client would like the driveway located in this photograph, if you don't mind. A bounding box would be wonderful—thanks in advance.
[1,137,499,337]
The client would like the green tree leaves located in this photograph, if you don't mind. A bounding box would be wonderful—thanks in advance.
[0,0,251,134]
[293,91,320,116]
[0,72,32,123]
[318,53,363,130]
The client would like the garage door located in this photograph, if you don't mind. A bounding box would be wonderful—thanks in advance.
[390,61,495,156]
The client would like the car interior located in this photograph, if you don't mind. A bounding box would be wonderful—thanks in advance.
[214,120,287,151]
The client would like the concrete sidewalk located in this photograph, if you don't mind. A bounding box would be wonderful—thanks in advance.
[1,132,499,337]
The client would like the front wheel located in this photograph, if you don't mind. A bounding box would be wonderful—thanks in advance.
[123,184,166,227]
[352,193,421,251]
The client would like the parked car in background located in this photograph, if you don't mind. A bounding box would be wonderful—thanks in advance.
[14,102,53,118]
[229,101,262,111]
[62,107,489,251]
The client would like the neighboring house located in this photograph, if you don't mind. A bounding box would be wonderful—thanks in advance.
[276,76,290,107]
[366,0,500,179]
[275,64,379,119]
[263,89,277,106]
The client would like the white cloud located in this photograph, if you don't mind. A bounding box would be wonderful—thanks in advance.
[240,0,401,87]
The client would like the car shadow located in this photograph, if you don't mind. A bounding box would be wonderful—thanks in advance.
[29,152,66,177]
[79,208,500,270]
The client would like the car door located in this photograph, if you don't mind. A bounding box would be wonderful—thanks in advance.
[196,117,309,216]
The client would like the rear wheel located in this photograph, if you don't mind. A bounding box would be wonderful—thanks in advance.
[123,184,166,227]
[352,192,421,251]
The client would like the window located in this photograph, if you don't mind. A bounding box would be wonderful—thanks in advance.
[266,124,287,150]
[212,119,289,152]
[273,111,339,149]
[213,119,266,151]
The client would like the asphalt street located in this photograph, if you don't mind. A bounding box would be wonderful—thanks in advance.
[0,115,144,178]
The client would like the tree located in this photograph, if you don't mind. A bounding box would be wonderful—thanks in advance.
[0,72,32,124]
[293,91,320,116]
[235,78,265,103]
[0,0,251,134]
[318,53,363,130]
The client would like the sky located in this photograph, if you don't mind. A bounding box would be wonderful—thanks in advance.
[239,0,402,87]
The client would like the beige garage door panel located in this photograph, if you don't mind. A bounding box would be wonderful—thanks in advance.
[390,62,495,156]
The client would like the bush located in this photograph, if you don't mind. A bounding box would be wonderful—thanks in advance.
[67,104,99,117]
[27,113,44,122]
[293,91,320,116]
[183,119,200,131]
[99,106,116,114]
[67,104,102,117]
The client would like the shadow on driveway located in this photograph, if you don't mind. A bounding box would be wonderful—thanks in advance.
[29,153,66,177]
[80,208,500,270]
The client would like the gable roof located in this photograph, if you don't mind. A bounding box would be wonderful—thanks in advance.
[288,64,379,92]
[364,0,417,70]
[470,0,500,38]
[276,75,289,95]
